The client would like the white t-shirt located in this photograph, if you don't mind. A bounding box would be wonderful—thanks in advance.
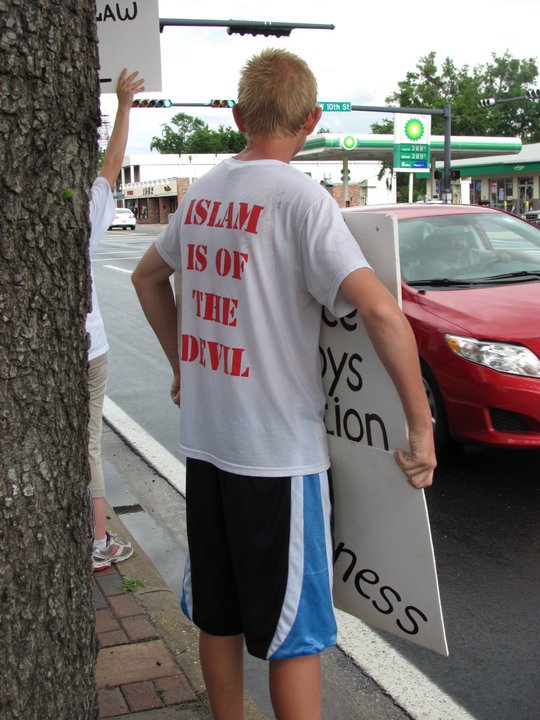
[155,158,371,476]
[87,177,115,360]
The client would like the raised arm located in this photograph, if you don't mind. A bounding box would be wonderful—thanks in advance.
[340,268,436,489]
[100,69,145,189]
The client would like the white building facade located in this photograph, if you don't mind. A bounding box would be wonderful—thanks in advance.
[118,152,395,223]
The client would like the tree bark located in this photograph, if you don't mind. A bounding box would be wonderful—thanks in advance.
[0,2,101,718]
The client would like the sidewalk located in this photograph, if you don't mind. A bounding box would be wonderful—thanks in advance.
[94,504,268,720]
[96,422,411,720]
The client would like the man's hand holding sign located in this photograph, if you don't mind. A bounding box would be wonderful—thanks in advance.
[340,266,436,489]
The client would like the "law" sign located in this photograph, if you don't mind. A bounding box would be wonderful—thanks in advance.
[96,1,162,93]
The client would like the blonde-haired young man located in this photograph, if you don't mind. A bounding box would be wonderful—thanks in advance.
[132,49,435,720]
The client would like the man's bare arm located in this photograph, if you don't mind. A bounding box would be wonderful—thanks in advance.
[340,268,436,488]
[131,244,181,404]
[100,69,144,190]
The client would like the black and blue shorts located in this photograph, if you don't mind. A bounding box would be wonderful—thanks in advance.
[180,458,337,660]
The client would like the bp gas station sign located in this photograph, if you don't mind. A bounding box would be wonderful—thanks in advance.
[393,114,431,172]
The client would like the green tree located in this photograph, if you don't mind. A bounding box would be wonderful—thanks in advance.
[369,51,540,200]
[479,53,540,141]
[371,51,540,140]
[150,113,246,153]
[1,1,100,718]
[185,124,246,153]
[150,112,208,153]
[212,124,247,153]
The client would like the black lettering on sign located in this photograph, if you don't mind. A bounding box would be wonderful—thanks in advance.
[321,307,358,332]
[397,606,428,635]
[324,397,389,450]
[96,2,138,22]
[333,541,429,636]
[320,289,393,452]
[320,347,364,397]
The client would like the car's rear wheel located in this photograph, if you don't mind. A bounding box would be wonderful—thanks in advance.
[130,226,135,231]
[421,360,450,456]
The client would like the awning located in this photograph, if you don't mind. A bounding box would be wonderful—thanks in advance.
[296,134,522,163]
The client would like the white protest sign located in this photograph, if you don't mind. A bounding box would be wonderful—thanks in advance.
[96,0,162,93]
[321,211,448,655]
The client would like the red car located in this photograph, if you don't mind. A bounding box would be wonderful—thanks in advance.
[349,204,540,452]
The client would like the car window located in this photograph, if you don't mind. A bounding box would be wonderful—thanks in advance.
[478,216,540,255]
[398,213,540,284]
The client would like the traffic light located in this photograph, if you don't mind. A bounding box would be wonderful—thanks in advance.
[478,98,496,108]
[227,23,292,37]
[132,99,172,108]
[434,170,443,180]
[210,99,235,108]
[450,170,461,181]
[341,168,350,182]
[525,89,540,99]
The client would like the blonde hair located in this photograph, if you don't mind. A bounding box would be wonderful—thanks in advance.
[236,49,318,137]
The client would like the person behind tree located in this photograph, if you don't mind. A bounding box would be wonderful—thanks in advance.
[88,68,144,571]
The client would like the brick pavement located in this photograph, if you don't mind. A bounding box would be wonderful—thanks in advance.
[93,563,208,719]
[92,504,267,720]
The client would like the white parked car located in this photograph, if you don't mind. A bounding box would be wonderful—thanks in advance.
[522,209,540,227]
[108,207,136,230]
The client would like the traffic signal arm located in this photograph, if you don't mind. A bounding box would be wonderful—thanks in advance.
[478,90,540,107]
[132,99,172,108]
[159,18,334,36]
[132,99,236,109]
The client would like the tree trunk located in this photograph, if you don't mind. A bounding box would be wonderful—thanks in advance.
[0,2,101,718]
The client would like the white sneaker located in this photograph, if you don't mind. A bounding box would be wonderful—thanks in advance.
[93,531,133,572]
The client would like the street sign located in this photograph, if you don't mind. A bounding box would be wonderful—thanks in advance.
[96,0,162,93]
[393,114,431,172]
[318,101,352,112]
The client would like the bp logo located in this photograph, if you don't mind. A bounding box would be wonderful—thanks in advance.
[340,135,357,150]
[404,118,425,142]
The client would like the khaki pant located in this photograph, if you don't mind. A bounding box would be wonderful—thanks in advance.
[88,352,108,498]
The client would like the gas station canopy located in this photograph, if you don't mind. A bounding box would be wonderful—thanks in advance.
[296,133,522,163]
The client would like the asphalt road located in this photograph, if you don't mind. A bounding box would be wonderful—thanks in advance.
[94,225,540,720]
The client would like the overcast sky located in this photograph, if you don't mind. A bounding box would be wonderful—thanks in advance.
[99,0,540,154]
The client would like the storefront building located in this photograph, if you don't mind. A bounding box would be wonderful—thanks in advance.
[121,177,189,223]
[117,137,537,221]
[118,152,396,222]
[444,142,540,213]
